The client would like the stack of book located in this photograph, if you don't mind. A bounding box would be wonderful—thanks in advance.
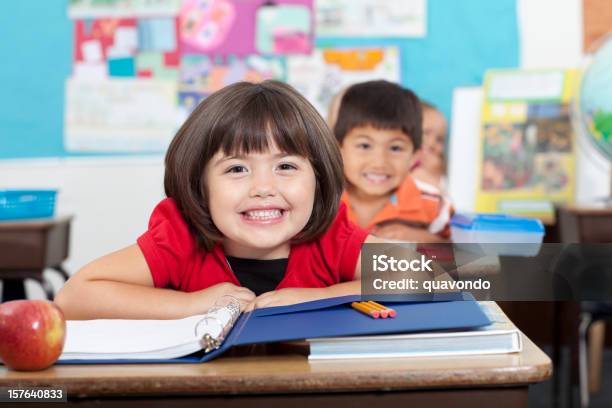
[308,302,521,360]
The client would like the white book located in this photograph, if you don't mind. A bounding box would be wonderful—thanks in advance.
[60,299,240,361]
[308,302,522,360]
[60,314,205,360]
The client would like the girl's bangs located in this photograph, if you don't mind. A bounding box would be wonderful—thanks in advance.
[216,90,312,159]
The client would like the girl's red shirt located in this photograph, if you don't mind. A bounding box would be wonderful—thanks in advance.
[137,198,369,292]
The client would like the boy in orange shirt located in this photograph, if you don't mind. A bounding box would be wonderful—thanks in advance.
[333,81,451,241]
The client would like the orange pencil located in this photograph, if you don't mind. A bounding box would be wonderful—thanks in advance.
[367,301,397,318]
[360,301,389,318]
[351,302,379,319]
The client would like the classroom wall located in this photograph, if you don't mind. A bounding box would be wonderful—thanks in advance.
[0,157,165,298]
[0,0,519,159]
[447,0,611,212]
[1,0,609,299]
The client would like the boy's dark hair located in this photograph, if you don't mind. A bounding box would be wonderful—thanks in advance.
[334,80,422,150]
[164,80,344,251]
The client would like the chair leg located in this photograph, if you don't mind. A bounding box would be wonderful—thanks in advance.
[52,265,70,281]
[579,313,592,408]
[33,277,55,301]
[42,280,54,300]
[27,274,55,301]
[552,302,562,407]
[588,320,605,394]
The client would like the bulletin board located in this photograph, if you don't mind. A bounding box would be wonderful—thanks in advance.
[0,0,519,159]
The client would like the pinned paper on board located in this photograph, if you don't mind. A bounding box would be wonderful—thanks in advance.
[286,47,400,115]
[316,0,426,38]
[255,4,312,55]
[73,17,180,79]
[178,55,285,114]
[179,0,313,56]
[64,0,402,153]
[68,0,180,18]
[74,17,180,79]
[65,78,180,152]
[475,69,578,221]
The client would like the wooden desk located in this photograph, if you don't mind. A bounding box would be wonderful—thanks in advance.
[0,216,72,301]
[557,205,612,243]
[0,335,551,407]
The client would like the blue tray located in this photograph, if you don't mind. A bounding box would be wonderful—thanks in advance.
[0,190,57,220]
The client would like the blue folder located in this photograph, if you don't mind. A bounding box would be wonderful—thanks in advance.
[59,294,490,364]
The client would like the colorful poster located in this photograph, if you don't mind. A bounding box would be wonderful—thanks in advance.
[65,78,179,152]
[178,55,285,114]
[179,0,313,56]
[73,17,180,79]
[316,0,426,38]
[286,46,401,115]
[68,0,180,18]
[475,69,578,221]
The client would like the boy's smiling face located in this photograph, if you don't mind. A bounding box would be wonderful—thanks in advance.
[340,125,415,198]
[205,142,316,259]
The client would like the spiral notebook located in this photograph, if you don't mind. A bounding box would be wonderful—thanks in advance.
[58,294,490,364]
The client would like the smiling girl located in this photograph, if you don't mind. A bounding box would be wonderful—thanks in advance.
[55,81,377,320]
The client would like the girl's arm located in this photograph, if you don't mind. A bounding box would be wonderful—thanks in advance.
[54,244,255,320]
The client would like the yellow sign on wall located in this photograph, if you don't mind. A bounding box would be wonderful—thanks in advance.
[475,69,578,222]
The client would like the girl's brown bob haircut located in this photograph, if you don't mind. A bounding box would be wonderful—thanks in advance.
[164,80,344,251]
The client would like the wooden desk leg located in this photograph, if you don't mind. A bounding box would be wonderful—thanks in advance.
[553,301,581,408]
[1,279,27,301]
[588,320,605,394]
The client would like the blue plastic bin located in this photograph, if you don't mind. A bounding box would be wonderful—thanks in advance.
[0,190,57,220]
[451,213,544,256]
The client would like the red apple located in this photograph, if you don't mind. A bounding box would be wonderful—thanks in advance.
[0,300,66,371]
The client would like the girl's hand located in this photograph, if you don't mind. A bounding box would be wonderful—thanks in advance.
[246,287,328,311]
[190,282,256,314]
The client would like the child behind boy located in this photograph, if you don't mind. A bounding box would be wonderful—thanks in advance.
[333,81,451,241]
[410,101,453,237]
[411,101,449,191]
